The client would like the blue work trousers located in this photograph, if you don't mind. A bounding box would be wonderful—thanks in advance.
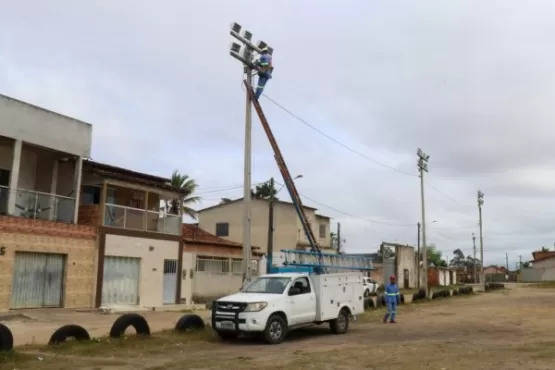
[254,72,271,99]
[384,300,397,321]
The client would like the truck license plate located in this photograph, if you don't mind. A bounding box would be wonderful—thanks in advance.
[218,321,234,330]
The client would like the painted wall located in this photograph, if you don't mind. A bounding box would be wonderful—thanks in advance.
[104,234,179,307]
[0,94,92,157]
[396,245,417,288]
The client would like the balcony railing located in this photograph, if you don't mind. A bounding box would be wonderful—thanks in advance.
[0,186,75,223]
[103,203,181,235]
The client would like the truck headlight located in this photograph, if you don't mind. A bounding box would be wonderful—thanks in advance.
[244,302,268,312]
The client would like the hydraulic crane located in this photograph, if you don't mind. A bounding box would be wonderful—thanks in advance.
[244,81,373,274]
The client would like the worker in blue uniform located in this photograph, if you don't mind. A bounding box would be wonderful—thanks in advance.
[254,48,273,100]
[383,275,400,324]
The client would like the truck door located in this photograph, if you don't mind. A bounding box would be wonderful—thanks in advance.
[288,277,316,324]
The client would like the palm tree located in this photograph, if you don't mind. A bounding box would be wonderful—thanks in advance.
[166,170,200,219]
[220,198,233,204]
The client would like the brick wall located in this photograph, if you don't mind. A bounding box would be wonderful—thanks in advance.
[77,204,101,227]
[0,215,98,311]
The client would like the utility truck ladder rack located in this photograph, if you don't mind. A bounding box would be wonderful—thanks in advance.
[281,249,374,271]
[244,81,322,268]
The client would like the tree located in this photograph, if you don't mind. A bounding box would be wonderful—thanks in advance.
[450,248,466,267]
[378,246,395,260]
[220,198,233,204]
[253,180,277,199]
[426,244,447,267]
[166,170,200,219]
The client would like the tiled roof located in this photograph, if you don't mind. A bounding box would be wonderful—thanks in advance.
[83,160,186,194]
[182,223,260,250]
[198,194,318,212]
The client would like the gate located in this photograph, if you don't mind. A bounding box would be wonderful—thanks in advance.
[163,259,178,304]
[102,256,140,305]
[10,252,66,309]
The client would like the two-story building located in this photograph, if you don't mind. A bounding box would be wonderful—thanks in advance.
[0,93,96,311]
[0,93,188,311]
[197,195,334,269]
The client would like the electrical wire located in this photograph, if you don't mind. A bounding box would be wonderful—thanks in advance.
[259,91,477,210]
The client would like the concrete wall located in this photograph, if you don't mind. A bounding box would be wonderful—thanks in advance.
[396,245,417,288]
[180,251,243,304]
[519,267,555,282]
[198,199,332,254]
[533,258,555,269]
[0,215,97,311]
[104,234,179,307]
[0,94,92,157]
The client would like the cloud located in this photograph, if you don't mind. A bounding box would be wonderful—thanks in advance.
[2,0,555,267]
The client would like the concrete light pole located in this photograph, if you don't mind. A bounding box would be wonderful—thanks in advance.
[229,23,273,284]
[417,148,430,297]
[477,190,485,286]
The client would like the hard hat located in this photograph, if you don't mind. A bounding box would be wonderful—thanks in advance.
[389,275,396,280]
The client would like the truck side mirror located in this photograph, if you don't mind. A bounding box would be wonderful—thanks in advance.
[289,287,301,296]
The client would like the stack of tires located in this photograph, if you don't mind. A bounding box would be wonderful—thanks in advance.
[485,282,505,291]
[412,288,427,302]
[431,289,450,299]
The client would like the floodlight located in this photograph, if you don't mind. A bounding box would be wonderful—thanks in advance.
[230,42,242,54]
[243,30,253,41]
[256,40,268,50]
[267,46,274,55]
[231,22,242,33]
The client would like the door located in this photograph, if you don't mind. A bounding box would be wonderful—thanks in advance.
[163,259,178,304]
[10,252,65,309]
[102,256,140,305]
[288,277,316,324]
[403,269,409,289]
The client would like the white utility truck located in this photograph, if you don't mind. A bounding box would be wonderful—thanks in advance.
[211,271,364,344]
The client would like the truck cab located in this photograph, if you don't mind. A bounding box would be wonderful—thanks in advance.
[211,272,363,344]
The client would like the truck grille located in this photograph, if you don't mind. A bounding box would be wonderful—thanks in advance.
[215,301,247,313]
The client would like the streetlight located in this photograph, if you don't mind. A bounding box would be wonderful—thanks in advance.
[417,220,436,288]
[267,175,303,273]
[229,22,274,284]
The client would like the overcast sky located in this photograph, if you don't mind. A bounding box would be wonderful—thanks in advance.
[2,0,555,267]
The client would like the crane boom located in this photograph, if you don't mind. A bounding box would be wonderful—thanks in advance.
[244,80,323,272]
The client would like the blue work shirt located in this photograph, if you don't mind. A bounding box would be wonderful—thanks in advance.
[384,283,400,303]
[257,54,273,78]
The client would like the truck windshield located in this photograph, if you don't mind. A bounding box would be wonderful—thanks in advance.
[241,277,291,294]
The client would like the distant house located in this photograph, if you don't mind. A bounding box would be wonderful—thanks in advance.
[530,251,555,268]
[197,195,333,256]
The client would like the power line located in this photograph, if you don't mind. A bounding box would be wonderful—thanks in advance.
[260,92,476,209]
[273,180,415,227]
[261,94,417,177]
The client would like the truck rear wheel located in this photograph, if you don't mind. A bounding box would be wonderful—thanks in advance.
[263,314,287,345]
[330,308,349,334]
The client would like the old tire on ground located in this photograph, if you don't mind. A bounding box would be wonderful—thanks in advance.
[453,289,458,296]
[109,313,151,338]
[380,295,386,306]
[175,314,205,332]
[375,295,383,308]
[0,324,14,352]
[399,293,405,304]
[330,308,350,335]
[48,324,91,345]
[263,314,287,345]
[217,331,239,341]
[364,297,374,310]
[412,293,420,302]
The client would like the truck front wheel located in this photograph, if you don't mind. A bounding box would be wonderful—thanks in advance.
[329,308,349,334]
[263,314,287,345]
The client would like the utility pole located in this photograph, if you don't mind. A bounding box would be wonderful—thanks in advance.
[337,222,342,254]
[417,222,421,288]
[417,148,430,297]
[266,177,275,273]
[477,190,485,286]
[472,233,477,283]
[505,252,509,271]
[519,255,522,269]
[229,23,273,284]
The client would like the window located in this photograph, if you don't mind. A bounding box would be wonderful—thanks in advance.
[216,222,229,237]
[319,224,326,238]
[291,277,311,294]
[0,169,9,187]
[241,276,291,294]
[81,185,101,205]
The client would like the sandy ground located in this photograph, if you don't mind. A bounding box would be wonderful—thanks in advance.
[2,286,555,370]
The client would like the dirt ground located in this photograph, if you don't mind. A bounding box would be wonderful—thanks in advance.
[2,286,555,370]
